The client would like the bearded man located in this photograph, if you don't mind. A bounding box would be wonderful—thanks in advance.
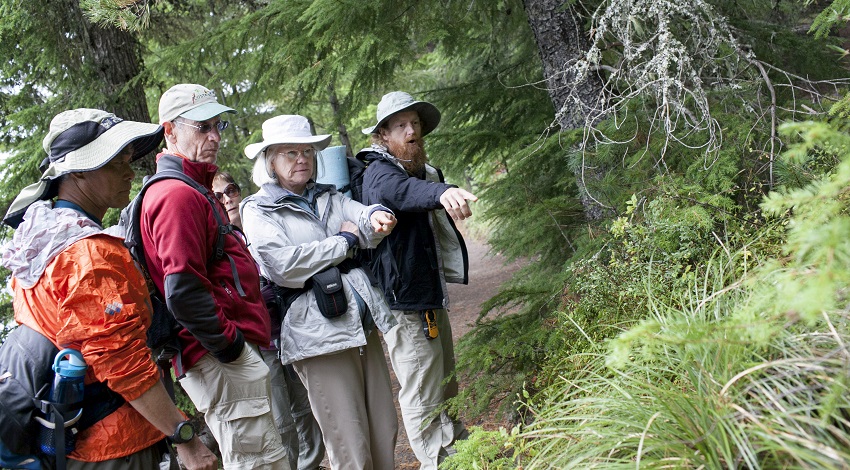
[356,91,478,469]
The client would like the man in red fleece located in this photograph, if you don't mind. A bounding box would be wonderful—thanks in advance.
[141,84,289,469]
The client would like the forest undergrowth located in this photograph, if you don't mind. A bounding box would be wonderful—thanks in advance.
[4,1,850,468]
[444,21,850,464]
[445,108,850,469]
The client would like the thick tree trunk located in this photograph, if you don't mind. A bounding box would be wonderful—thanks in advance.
[522,0,603,129]
[523,0,608,220]
[66,0,155,174]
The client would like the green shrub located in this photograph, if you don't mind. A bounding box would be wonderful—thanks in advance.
[505,118,850,468]
[440,426,518,470]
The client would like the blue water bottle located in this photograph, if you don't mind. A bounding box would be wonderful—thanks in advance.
[39,349,86,456]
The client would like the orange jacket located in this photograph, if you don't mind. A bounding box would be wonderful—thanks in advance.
[7,204,163,461]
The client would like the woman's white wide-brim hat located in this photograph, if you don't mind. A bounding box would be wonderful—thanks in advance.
[244,115,331,160]
[4,108,163,228]
[361,91,441,136]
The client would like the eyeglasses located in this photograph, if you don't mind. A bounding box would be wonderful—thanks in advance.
[214,183,241,201]
[274,147,316,160]
[173,119,229,134]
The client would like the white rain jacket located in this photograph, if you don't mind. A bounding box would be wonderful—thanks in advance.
[240,182,397,364]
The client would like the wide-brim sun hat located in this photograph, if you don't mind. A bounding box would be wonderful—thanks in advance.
[361,91,441,136]
[159,83,236,124]
[244,114,332,160]
[3,108,164,228]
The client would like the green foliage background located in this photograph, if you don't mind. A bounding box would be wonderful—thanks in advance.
[3,0,850,467]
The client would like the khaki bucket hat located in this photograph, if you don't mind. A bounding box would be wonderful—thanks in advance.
[3,108,163,228]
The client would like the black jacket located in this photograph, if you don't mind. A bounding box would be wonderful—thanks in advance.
[358,150,469,311]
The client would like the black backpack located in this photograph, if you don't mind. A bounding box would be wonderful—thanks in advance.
[119,167,246,375]
[0,325,124,470]
[341,154,369,203]
[0,325,58,468]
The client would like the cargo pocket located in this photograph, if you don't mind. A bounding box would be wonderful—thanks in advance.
[217,398,275,454]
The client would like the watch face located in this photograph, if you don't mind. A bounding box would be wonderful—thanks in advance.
[178,422,195,441]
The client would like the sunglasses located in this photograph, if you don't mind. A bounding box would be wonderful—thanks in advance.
[173,119,229,134]
[214,183,241,202]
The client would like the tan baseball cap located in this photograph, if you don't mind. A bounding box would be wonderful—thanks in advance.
[158,84,236,124]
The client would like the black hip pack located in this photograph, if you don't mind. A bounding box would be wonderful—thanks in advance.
[311,266,347,319]
[266,259,373,320]
[311,258,376,318]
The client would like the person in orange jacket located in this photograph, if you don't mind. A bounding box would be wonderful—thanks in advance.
[1,108,217,469]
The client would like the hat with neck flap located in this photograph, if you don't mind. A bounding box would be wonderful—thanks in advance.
[3,108,163,228]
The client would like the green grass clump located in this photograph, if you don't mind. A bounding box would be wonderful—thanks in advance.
[518,258,850,468]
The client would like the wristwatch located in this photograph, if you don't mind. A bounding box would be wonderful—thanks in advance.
[169,420,196,444]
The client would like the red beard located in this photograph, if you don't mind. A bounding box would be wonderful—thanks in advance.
[386,139,428,175]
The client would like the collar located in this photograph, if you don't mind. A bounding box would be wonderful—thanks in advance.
[362,146,425,178]
[262,180,317,203]
[54,199,102,226]
[156,152,218,189]
[259,182,316,216]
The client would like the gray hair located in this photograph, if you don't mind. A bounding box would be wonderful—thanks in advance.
[251,150,276,187]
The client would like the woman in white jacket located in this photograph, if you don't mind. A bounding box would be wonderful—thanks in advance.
[240,115,398,470]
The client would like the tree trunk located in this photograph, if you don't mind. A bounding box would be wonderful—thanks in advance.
[522,0,608,220]
[66,0,155,174]
[522,0,603,129]
[328,85,353,158]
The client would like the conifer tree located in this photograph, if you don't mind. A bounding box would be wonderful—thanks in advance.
[0,0,152,217]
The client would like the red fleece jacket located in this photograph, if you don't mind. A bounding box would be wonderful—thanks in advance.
[140,153,270,370]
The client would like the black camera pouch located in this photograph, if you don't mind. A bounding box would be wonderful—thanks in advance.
[312,266,348,318]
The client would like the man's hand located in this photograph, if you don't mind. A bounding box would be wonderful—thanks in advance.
[176,438,218,470]
[128,381,218,470]
[370,210,397,234]
[339,220,360,238]
[439,187,478,221]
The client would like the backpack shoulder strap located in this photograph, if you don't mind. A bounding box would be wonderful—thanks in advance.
[124,167,246,299]
[123,169,198,299]
[344,156,370,202]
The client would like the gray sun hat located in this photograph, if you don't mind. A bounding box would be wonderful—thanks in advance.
[3,108,164,228]
[361,91,441,136]
[158,84,236,124]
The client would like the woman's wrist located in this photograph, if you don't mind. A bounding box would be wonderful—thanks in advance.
[337,231,358,249]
